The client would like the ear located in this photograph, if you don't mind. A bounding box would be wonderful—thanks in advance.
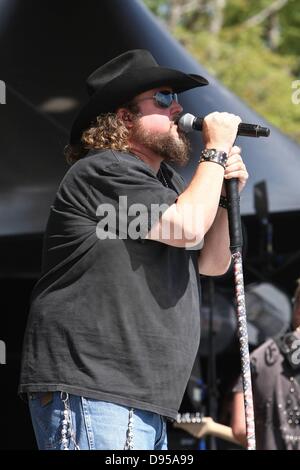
[116,108,133,128]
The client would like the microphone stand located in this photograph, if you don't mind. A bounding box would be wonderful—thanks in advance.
[226,178,256,450]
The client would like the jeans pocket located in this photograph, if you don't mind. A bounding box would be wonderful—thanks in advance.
[29,392,63,449]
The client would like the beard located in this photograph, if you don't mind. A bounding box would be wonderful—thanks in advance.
[130,119,191,166]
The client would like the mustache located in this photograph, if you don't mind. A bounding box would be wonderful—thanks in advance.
[171,116,187,140]
[172,113,182,124]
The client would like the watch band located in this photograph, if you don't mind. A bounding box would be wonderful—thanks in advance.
[199,148,228,169]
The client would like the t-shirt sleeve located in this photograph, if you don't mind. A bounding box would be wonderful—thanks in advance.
[89,154,181,239]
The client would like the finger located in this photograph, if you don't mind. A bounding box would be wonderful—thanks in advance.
[225,162,246,173]
[226,155,243,166]
[229,145,241,156]
[224,170,249,180]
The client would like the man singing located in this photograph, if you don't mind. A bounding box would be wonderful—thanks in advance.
[19,49,248,450]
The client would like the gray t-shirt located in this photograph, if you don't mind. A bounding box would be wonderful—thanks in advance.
[234,332,300,449]
[19,149,201,419]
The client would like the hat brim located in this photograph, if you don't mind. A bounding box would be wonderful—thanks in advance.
[70,66,208,144]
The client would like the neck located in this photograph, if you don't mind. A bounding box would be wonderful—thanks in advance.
[129,142,163,174]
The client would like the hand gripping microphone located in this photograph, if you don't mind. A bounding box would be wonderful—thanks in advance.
[177,113,270,138]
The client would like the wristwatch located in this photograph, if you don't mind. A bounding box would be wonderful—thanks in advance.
[199,148,228,169]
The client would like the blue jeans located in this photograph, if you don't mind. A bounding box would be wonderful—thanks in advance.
[28,392,168,450]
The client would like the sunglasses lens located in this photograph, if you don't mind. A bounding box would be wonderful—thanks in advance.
[155,92,178,108]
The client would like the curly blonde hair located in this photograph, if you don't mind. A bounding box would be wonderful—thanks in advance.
[64,103,139,165]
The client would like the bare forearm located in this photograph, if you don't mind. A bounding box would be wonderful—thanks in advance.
[198,206,231,275]
[147,161,225,248]
[176,161,225,236]
[231,392,247,448]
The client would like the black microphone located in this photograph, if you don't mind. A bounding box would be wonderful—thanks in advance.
[177,113,270,138]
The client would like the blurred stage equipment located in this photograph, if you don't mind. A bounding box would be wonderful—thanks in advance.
[254,180,274,266]
[199,288,237,356]
[198,281,237,449]
[245,282,292,346]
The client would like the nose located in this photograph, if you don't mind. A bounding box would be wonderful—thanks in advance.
[171,99,183,115]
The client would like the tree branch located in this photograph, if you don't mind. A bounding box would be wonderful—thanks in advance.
[241,0,289,29]
[167,0,206,29]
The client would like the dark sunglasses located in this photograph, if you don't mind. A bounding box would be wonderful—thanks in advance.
[136,90,179,109]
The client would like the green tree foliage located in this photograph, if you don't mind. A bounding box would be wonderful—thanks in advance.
[143,0,300,143]
[280,1,300,57]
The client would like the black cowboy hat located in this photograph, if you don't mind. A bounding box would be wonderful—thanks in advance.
[70,49,209,144]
